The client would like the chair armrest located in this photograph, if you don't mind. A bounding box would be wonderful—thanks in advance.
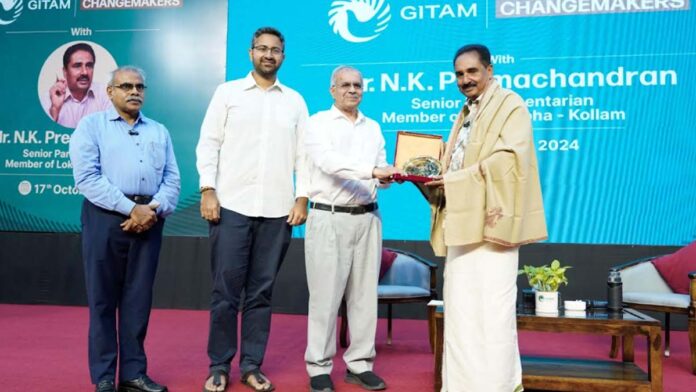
[612,255,661,271]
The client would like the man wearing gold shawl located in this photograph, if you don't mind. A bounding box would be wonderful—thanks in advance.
[425,44,547,391]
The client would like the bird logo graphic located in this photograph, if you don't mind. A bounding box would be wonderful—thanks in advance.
[0,0,23,26]
[329,0,391,43]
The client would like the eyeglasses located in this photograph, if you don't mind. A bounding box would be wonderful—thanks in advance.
[112,83,147,92]
[335,82,363,90]
[252,45,283,56]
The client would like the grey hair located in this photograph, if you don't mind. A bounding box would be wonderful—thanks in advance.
[108,66,147,86]
[330,65,362,87]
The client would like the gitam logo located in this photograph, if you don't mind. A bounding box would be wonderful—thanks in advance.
[329,0,391,43]
[0,0,23,25]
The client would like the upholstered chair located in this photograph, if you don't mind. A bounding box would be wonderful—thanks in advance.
[340,248,438,349]
[609,256,696,374]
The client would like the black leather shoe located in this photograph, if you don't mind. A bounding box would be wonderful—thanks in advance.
[118,375,168,392]
[345,370,386,391]
[96,380,115,392]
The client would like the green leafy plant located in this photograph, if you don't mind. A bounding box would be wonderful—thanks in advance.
[518,259,571,292]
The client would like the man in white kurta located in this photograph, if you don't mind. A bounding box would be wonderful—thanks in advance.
[304,66,399,392]
[426,44,547,392]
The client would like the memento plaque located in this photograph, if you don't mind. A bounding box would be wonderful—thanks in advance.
[393,131,444,183]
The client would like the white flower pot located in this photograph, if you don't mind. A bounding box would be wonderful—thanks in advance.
[535,291,559,314]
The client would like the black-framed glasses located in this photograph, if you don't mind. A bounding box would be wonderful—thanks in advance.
[113,83,147,92]
[252,45,283,55]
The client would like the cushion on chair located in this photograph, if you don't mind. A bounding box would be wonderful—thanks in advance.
[380,248,398,280]
[623,292,690,309]
[651,241,696,294]
[379,253,430,290]
[621,261,673,294]
[378,285,431,299]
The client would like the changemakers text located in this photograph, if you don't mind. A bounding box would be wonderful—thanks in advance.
[81,0,182,10]
[497,0,688,18]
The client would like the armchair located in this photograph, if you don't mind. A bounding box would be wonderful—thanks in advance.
[608,256,696,374]
[340,248,438,348]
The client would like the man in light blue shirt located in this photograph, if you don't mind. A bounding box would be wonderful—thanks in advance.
[69,66,180,392]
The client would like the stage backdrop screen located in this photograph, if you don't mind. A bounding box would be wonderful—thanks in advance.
[226,0,696,246]
[1,1,694,246]
[0,0,227,235]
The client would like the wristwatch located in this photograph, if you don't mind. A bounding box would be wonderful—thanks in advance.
[199,186,215,194]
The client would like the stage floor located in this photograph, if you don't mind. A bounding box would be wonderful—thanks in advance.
[0,304,694,391]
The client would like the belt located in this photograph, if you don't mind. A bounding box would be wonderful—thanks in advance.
[310,201,377,215]
[125,194,153,205]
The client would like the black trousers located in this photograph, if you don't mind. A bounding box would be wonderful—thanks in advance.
[81,200,164,384]
[207,207,291,375]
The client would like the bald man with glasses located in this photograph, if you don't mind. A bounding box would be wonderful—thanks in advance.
[70,66,180,392]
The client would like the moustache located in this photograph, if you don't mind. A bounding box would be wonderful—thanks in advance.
[77,76,90,82]
[460,82,477,89]
[126,96,143,103]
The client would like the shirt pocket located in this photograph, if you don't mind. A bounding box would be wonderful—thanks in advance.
[224,104,241,127]
[148,141,165,171]
[273,104,297,134]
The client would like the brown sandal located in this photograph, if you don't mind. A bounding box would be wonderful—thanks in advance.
[241,369,275,392]
[203,369,228,392]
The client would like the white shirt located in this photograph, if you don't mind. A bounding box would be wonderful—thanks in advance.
[449,98,480,173]
[305,106,388,206]
[196,72,309,218]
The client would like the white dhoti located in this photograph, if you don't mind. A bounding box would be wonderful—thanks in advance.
[442,242,522,392]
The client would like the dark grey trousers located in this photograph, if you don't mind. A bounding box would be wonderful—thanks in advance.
[81,200,164,384]
[206,207,291,375]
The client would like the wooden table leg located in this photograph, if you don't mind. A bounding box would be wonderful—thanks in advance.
[609,335,620,358]
[621,334,634,362]
[648,327,663,392]
[434,315,443,392]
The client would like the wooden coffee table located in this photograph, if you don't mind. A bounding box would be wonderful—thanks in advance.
[433,306,662,391]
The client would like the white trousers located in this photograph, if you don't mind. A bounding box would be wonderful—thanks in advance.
[442,242,522,392]
[304,209,381,376]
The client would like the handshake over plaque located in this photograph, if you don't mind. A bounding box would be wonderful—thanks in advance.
[392,131,444,183]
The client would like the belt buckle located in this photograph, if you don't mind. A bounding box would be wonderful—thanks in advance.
[133,195,151,204]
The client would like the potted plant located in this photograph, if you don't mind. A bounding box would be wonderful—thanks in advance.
[519,259,571,313]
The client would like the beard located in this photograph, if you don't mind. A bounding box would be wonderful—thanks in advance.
[253,60,279,79]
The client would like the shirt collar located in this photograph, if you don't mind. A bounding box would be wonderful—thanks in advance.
[65,86,96,103]
[330,105,365,124]
[243,71,284,92]
[466,79,498,108]
[467,94,482,109]
[107,106,148,125]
